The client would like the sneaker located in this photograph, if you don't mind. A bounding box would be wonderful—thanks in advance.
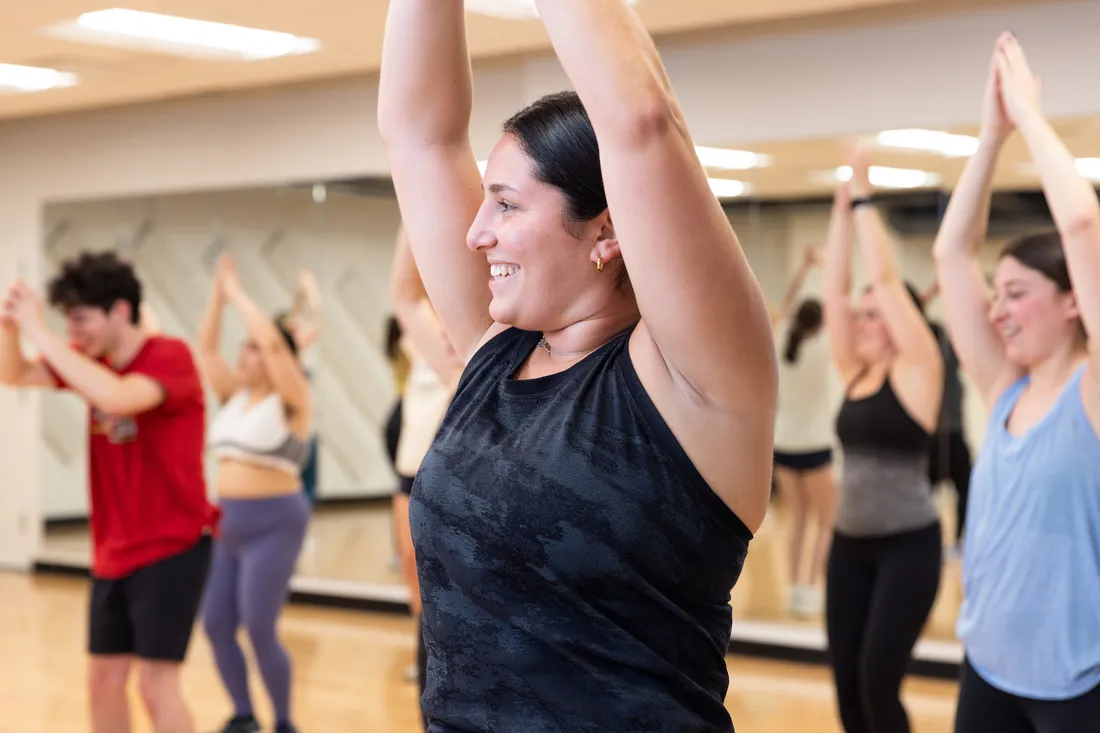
[274,724,299,733]
[403,663,419,683]
[215,716,260,733]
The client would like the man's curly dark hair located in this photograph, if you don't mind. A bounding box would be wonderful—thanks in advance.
[47,251,143,325]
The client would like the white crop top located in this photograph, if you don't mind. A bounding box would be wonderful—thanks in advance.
[773,328,839,452]
[208,390,312,476]
[395,354,454,477]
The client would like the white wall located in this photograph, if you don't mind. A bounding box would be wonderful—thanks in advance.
[40,188,405,519]
[2,0,1095,566]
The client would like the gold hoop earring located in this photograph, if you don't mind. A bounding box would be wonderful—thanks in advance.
[596,257,603,273]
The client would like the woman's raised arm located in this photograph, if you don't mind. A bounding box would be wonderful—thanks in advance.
[378,0,493,363]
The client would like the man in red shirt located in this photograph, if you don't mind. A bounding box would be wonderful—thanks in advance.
[0,251,218,733]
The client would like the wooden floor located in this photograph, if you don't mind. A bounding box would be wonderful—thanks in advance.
[0,572,959,733]
[41,486,964,641]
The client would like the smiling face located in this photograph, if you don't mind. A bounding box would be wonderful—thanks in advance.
[989,255,1081,368]
[466,133,610,332]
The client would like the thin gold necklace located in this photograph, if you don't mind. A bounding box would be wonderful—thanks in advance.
[537,336,598,359]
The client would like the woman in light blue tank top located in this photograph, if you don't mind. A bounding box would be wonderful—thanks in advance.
[933,33,1100,732]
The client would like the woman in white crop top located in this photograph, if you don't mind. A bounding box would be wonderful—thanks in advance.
[390,227,463,720]
[197,254,313,733]
[769,244,839,618]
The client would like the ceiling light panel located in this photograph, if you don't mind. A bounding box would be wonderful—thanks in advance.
[834,165,940,189]
[43,8,321,62]
[467,0,637,20]
[875,129,979,158]
[0,63,78,94]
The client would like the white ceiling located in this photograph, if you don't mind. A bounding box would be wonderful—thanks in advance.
[1,0,1032,122]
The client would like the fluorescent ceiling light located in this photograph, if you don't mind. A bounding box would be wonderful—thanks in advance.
[835,165,939,189]
[696,146,771,170]
[0,63,78,94]
[709,178,749,198]
[467,0,637,20]
[44,8,320,61]
[1076,158,1100,181]
[875,128,979,158]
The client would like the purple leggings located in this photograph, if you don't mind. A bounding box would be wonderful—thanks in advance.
[201,493,310,726]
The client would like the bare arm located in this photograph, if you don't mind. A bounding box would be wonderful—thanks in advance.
[533,0,775,410]
[390,228,464,386]
[0,322,56,387]
[198,271,241,403]
[998,38,1100,395]
[24,325,163,415]
[849,147,943,374]
[771,246,818,327]
[378,0,492,363]
[822,183,861,384]
[289,270,322,351]
[933,41,1021,406]
[221,257,310,415]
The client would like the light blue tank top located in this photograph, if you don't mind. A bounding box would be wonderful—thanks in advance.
[957,364,1100,700]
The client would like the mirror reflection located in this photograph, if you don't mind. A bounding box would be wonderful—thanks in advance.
[32,157,1065,657]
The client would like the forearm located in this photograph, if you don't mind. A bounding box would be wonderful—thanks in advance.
[534,0,679,145]
[25,326,122,408]
[1018,113,1100,236]
[933,137,1003,262]
[823,200,853,299]
[0,325,30,383]
[781,263,812,312]
[377,0,473,145]
[199,294,224,355]
[227,289,283,349]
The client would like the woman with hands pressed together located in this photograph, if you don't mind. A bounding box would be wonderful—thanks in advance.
[378,0,777,730]
[934,33,1100,731]
[198,255,313,733]
[822,148,944,733]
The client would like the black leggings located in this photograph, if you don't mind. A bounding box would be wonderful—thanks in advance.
[955,658,1100,733]
[826,523,942,733]
[927,429,971,542]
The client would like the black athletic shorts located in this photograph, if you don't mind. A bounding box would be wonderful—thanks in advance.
[773,448,833,471]
[88,534,212,662]
[398,474,416,497]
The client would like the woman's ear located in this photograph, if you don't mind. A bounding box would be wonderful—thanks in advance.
[589,214,621,269]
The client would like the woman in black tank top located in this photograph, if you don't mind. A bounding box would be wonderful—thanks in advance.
[377,1,778,731]
[821,148,945,733]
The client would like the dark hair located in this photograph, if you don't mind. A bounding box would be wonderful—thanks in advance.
[862,280,926,315]
[1001,229,1072,292]
[385,315,403,360]
[277,323,298,357]
[47,250,142,324]
[784,299,823,363]
[501,91,631,294]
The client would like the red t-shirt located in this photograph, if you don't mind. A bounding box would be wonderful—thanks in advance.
[49,336,219,579]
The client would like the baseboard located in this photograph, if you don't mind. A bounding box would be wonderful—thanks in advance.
[42,495,393,531]
[44,516,90,530]
[312,494,394,510]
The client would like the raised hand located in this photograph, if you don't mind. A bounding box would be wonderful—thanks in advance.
[847,143,873,197]
[215,253,242,300]
[980,34,1015,143]
[5,280,45,333]
[994,33,1044,128]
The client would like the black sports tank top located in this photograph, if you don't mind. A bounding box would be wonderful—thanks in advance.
[834,371,937,537]
[411,326,753,732]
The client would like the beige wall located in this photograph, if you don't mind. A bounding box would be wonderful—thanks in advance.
[1,0,1093,566]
